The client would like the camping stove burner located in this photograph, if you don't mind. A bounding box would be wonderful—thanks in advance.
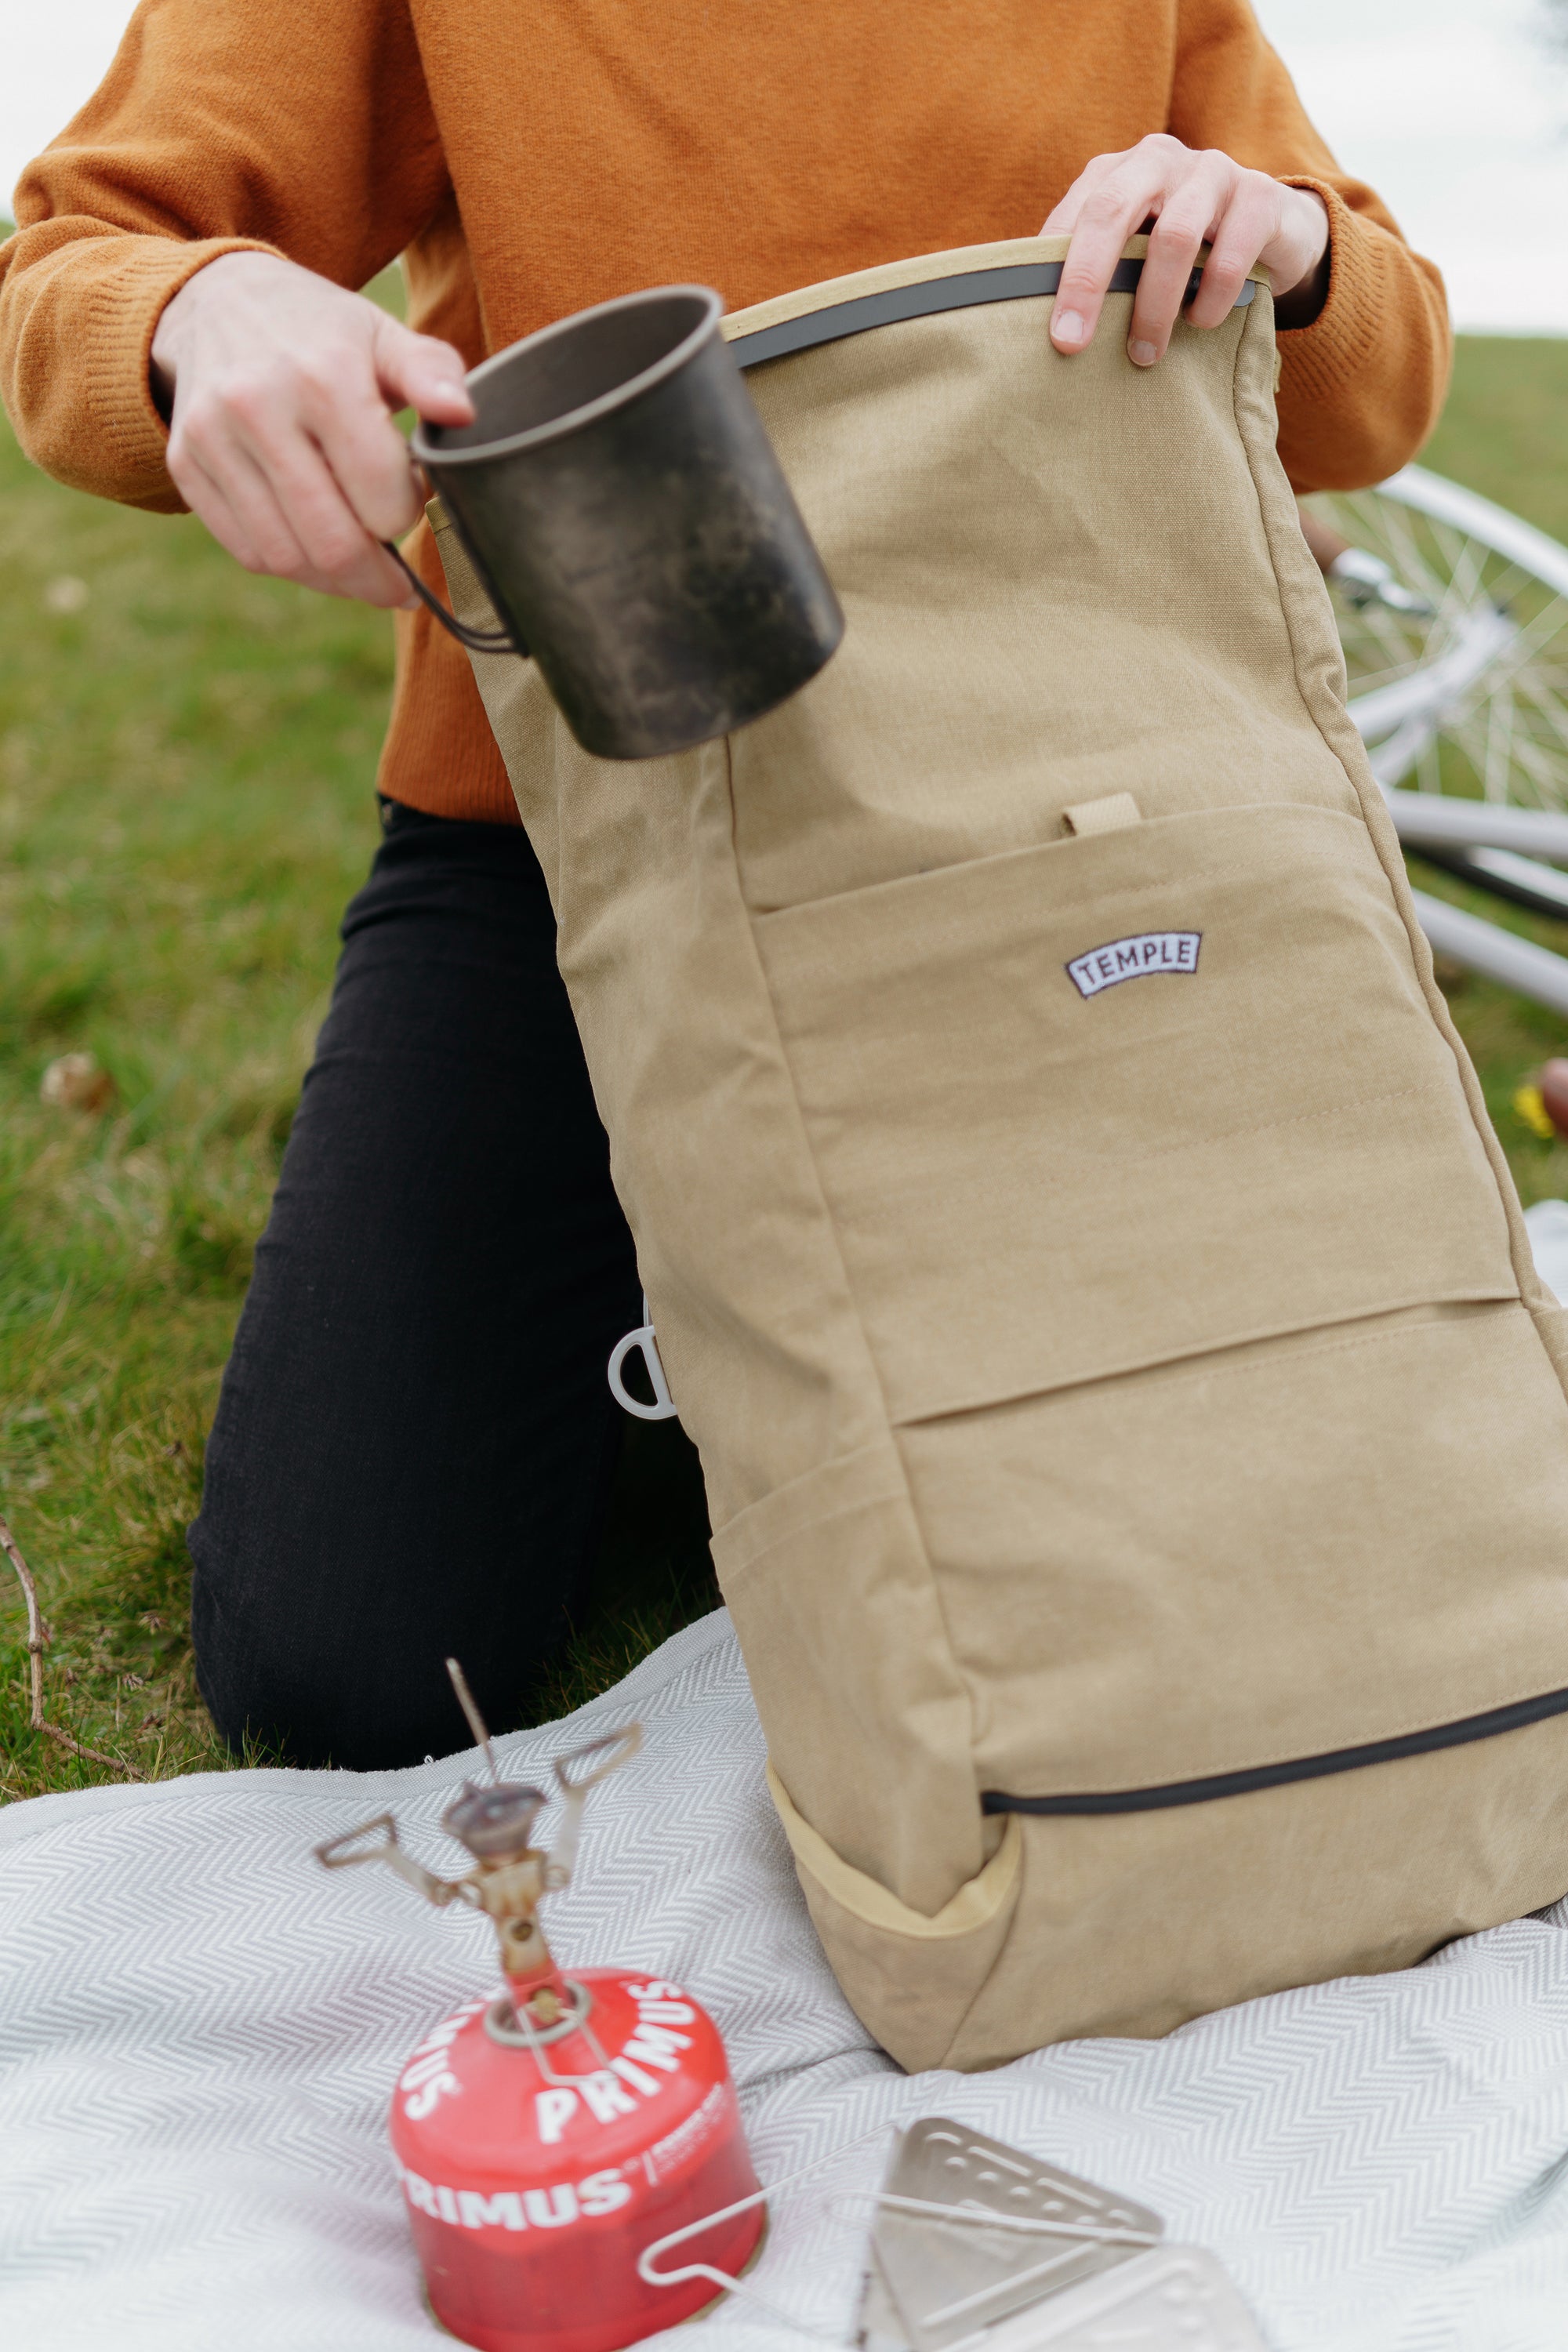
[313,1659,764,2352]
[443,1777,550,1858]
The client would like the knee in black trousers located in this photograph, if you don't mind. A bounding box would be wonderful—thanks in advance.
[188,800,642,1767]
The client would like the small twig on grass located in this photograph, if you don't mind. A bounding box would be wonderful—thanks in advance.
[0,1511,146,1780]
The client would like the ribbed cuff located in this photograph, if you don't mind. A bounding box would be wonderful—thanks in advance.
[1271,175,1451,492]
[81,235,285,513]
[1272,178,1383,414]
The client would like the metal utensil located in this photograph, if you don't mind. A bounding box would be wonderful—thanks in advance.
[394,284,844,760]
[862,2119,1163,2352]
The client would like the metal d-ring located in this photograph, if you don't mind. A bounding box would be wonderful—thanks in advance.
[381,540,522,655]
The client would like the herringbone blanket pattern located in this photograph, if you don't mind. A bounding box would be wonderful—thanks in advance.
[3,1609,1567,2352]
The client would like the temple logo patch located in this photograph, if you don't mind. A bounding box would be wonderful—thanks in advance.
[1066,931,1202,1000]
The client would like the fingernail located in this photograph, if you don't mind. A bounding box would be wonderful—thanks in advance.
[1053,309,1086,347]
[1128,339,1158,368]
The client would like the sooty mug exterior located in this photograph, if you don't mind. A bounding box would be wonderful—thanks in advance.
[400,285,844,761]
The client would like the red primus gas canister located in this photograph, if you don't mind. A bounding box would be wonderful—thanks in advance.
[390,1969,760,2352]
[316,1687,762,2352]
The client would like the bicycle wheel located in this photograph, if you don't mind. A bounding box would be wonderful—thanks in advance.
[1305,466,1568,808]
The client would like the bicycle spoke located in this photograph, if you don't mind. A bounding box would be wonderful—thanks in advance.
[1315,474,1568,815]
[1483,682,1516,804]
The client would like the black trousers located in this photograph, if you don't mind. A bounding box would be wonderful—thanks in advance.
[188,800,645,1768]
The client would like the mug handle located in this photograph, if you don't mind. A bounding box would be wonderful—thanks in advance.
[380,540,525,655]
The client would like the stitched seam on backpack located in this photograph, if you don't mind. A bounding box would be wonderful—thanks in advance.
[1228,291,1549,1345]
[751,804,1367,926]
[891,1291,1521,1426]
[720,731,993,1853]
[712,1469,910,1577]
[1103,1299,1522,1398]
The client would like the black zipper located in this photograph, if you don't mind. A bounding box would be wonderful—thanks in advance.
[982,1682,1568,1815]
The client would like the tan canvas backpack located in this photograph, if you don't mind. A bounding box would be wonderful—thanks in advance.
[431,236,1568,2073]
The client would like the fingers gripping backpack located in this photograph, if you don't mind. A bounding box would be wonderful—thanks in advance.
[434,236,1568,2072]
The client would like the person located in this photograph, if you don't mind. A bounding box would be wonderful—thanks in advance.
[0,0,1450,1769]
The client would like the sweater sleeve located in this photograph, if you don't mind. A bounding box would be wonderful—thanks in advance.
[0,0,450,514]
[1170,0,1451,492]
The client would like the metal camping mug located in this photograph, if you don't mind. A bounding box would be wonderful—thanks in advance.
[392,285,844,761]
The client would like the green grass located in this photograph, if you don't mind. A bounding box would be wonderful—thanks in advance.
[2,321,1566,1798]
[1424,337,1568,546]
[0,263,714,1798]
[1385,336,1568,1207]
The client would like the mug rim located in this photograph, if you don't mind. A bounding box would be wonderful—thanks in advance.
[411,285,725,469]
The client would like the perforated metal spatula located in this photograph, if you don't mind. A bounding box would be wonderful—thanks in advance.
[863,2118,1164,2352]
[968,2245,1269,2352]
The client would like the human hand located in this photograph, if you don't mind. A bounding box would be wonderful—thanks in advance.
[151,252,476,607]
[1041,136,1330,368]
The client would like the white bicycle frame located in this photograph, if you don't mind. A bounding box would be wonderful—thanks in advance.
[1343,466,1568,1014]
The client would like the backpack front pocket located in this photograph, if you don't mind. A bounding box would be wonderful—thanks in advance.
[899,1298,1568,1802]
[765,1763,1022,2073]
[752,801,1516,1423]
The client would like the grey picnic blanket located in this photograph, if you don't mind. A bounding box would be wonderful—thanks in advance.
[3,1606,1568,2352]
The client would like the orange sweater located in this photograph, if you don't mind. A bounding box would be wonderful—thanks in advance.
[0,0,1449,827]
